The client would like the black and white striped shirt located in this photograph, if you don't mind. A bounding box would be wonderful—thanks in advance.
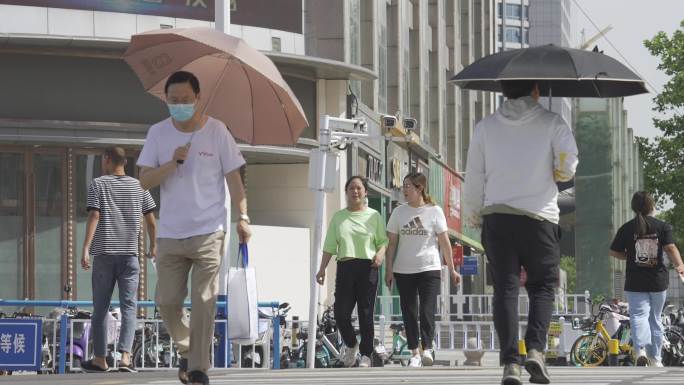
[87,175,156,257]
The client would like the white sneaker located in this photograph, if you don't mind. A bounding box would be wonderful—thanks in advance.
[340,344,359,367]
[408,354,422,368]
[421,349,434,366]
[648,357,664,367]
[359,355,371,368]
[636,349,649,367]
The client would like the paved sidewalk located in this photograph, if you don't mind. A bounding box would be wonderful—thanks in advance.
[1,366,683,385]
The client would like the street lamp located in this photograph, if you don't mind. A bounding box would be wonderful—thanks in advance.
[306,115,368,368]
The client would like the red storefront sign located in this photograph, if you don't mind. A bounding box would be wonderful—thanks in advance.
[443,169,462,233]
[452,243,464,266]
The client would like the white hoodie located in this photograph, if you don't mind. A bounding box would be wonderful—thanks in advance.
[463,96,578,225]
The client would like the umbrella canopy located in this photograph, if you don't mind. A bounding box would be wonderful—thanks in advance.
[124,27,308,145]
[450,44,648,97]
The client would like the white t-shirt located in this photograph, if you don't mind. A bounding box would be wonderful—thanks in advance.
[137,117,245,239]
[387,204,448,274]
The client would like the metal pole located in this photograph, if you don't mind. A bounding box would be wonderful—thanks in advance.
[214,0,231,335]
[215,0,231,34]
[307,115,332,368]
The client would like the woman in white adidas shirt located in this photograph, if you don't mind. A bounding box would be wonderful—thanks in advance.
[385,172,461,367]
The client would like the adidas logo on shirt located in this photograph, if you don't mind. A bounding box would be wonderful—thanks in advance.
[400,216,429,236]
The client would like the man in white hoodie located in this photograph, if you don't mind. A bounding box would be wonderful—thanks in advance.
[463,81,578,385]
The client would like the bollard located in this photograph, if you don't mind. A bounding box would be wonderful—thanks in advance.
[272,315,281,369]
[608,339,619,366]
[58,314,68,374]
[557,316,567,365]
[518,339,527,361]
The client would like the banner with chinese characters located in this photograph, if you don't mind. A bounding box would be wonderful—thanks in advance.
[0,319,42,371]
[0,1,304,33]
[1,1,214,21]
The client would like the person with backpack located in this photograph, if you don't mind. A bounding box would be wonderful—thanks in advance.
[610,191,684,367]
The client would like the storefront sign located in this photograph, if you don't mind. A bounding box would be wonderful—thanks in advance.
[453,243,464,266]
[460,256,478,276]
[390,157,409,189]
[443,169,462,233]
[366,154,382,185]
[0,319,42,372]
[1,0,304,32]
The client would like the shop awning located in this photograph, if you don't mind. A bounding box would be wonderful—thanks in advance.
[449,229,484,253]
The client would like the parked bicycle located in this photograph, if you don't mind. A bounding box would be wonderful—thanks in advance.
[131,308,179,369]
[570,302,635,367]
[386,323,413,366]
[285,306,339,368]
[662,305,684,366]
[241,302,291,368]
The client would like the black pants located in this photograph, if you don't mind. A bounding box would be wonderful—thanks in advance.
[482,213,560,365]
[394,270,441,350]
[334,259,378,356]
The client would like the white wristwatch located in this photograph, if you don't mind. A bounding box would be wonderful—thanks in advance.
[239,213,251,224]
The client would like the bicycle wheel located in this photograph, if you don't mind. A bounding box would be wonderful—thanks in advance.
[571,334,607,367]
[663,328,684,366]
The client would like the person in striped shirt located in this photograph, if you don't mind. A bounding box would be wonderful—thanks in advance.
[80,147,157,373]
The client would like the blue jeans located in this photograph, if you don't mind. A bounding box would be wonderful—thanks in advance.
[625,290,667,361]
[91,255,139,358]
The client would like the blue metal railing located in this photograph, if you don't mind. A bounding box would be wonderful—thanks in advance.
[0,299,282,373]
[0,299,279,308]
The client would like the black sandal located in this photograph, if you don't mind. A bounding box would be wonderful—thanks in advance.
[178,358,188,384]
[187,370,209,385]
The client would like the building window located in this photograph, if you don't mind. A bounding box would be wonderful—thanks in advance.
[498,3,522,20]
[271,37,282,52]
[523,27,529,44]
[505,27,521,43]
[523,4,529,20]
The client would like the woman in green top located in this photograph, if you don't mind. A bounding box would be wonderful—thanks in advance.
[316,176,389,368]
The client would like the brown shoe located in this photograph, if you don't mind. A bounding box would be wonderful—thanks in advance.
[525,349,551,384]
[502,363,522,385]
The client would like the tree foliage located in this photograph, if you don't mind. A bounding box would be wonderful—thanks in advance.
[638,20,684,246]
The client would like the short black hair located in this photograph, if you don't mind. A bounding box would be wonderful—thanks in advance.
[500,80,537,99]
[104,147,127,167]
[345,176,368,192]
[164,71,200,95]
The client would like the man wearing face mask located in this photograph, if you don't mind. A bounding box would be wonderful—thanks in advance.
[137,71,251,385]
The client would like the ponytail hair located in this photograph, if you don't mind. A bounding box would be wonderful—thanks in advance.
[404,172,434,205]
[631,191,655,236]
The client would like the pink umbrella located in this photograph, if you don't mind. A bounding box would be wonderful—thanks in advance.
[124,27,308,145]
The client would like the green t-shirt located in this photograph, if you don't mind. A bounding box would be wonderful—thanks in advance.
[323,207,389,261]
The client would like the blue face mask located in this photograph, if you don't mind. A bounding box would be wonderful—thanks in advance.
[168,103,195,122]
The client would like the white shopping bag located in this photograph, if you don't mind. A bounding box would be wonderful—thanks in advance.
[228,243,259,343]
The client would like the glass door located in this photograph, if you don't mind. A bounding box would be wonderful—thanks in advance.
[0,151,25,304]
[31,151,65,300]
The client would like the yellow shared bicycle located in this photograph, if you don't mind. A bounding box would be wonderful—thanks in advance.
[570,303,636,367]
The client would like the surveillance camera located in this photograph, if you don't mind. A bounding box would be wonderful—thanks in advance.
[358,120,368,133]
[403,118,417,131]
[382,115,398,129]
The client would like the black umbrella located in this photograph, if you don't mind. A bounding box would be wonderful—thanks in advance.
[449,44,648,97]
